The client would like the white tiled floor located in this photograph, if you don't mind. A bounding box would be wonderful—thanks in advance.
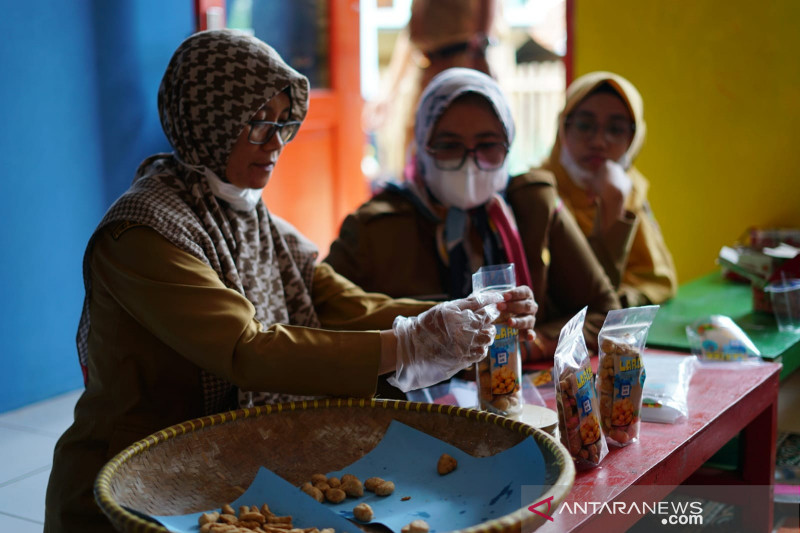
[1,374,797,533]
[0,388,82,532]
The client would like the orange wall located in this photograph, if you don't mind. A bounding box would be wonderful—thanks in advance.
[263,0,367,259]
[574,1,800,283]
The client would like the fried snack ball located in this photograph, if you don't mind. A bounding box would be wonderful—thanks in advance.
[198,512,220,525]
[402,519,430,533]
[353,502,374,522]
[324,487,347,503]
[374,480,395,496]
[310,473,328,484]
[301,482,324,503]
[313,480,331,492]
[364,477,385,492]
[341,477,364,497]
[221,504,236,515]
[437,453,458,475]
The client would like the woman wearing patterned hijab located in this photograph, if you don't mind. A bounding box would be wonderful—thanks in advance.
[326,68,619,368]
[535,71,677,307]
[44,31,537,532]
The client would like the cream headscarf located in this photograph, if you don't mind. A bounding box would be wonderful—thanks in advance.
[548,71,646,170]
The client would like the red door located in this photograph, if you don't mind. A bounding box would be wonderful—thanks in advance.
[196,0,367,258]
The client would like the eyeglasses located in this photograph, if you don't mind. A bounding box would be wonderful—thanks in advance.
[247,120,302,145]
[564,117,635,145]
[425,141,509,171]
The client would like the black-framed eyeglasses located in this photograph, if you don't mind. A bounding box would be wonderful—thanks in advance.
[564,116,635,145]
[425,141,509,171]
[247,120,302,145]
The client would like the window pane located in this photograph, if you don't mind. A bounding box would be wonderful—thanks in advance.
[228,0,330,88]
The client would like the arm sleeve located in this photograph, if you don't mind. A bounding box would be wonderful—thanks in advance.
[588,209,639,290]
[313,262,434,330]
[507,179,620,350]
[91,225,383,398]
[541,204,621,349]
[616,200,678,307]
[324,213,372,289]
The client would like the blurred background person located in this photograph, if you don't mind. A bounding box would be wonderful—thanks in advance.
[362,0,505,183]
[534,71,677,306]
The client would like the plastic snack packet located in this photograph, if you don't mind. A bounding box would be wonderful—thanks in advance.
[596,305,659,447]
[685,315,762,363]
[640,353,697,424]
[554,307,608,468]
[473,264,523,417]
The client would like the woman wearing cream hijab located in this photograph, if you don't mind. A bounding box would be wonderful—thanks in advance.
[532,71,677,306]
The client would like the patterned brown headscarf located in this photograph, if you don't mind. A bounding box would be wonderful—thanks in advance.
[77,29,321,414]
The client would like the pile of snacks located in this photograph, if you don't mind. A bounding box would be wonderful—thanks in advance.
[300,473,372,503]
[197,502,327,533]
[297,467,441,532]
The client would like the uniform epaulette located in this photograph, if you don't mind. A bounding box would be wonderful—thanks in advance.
[110,221,147,240]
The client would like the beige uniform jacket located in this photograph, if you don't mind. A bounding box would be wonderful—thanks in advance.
[325,172,620,346]
[549,163,678,307]
[45,224,429,533]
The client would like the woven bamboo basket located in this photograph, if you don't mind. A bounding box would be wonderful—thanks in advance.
[96,398,574,533]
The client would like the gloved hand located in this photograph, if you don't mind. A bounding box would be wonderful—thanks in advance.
[387,291,504,392]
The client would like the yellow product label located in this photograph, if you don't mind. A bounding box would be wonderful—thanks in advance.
[576,365,593,389]
[619,355,643,372]
[494,326,516,341]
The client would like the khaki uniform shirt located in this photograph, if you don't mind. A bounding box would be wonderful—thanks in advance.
[45,224,429,533]
[325,172,619,345]
[550,164,678,306]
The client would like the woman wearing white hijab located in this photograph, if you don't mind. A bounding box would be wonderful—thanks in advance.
[44,32,537,532]
[327,68,618,366]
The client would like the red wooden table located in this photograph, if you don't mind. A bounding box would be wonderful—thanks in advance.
[534,351,781,533]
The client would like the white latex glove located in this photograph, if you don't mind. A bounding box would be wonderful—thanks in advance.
[592,159,632,232]
[387,291,503,392]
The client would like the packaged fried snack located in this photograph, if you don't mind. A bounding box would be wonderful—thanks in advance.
[554,307,608,468]
[686,315,761,363]
[596,306,659,447]
[473,264,523,416]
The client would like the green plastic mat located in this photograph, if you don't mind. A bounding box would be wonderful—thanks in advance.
[647,271,800,379]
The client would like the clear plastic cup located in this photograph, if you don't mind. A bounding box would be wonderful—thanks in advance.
[472,264,523,416]
[765,279,800,333]
[472,264,516,293]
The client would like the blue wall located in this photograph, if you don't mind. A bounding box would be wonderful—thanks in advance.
[0,1,193,413]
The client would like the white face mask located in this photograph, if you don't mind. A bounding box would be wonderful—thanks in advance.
[177,159,263,212]
[421,155,508,210]
[560,143,594,190]
[204,168,263,211]
[560,143,633,191]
